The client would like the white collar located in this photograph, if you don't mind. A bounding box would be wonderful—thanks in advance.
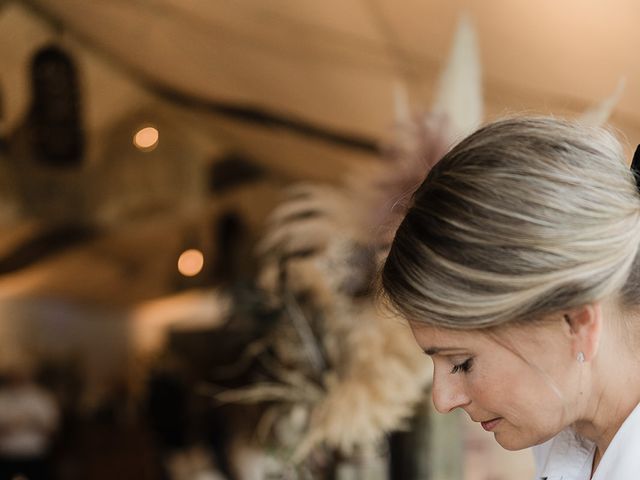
[534,401,640,480]
[591,400,640,479]
[536,428,595,480]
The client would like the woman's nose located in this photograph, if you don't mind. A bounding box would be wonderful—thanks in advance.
[431,369,471,414]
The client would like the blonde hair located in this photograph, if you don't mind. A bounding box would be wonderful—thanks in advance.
[381,116,640,329]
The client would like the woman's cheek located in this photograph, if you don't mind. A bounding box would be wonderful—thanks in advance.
[466,365,506,405]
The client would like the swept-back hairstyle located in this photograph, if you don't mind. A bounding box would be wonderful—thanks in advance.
[381,116,640,329]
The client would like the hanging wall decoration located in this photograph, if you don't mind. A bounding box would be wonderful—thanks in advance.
[29,44,84,168]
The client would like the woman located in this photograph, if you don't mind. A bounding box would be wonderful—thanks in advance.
[380,116,640,479]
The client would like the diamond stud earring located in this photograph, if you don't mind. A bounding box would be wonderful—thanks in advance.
[577,351,585,363]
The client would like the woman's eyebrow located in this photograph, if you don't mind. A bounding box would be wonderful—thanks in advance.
[423,347,464,355]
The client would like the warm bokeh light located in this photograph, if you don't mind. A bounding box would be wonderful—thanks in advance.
[133,126,159,151]
[177,249,204,277]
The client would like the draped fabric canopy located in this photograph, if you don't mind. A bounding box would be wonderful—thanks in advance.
[4,0,640,160]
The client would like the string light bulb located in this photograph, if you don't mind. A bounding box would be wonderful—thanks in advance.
[133,126,159,151]
[178,249,204,277]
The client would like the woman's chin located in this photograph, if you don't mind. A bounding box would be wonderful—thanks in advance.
[493,432,534,451]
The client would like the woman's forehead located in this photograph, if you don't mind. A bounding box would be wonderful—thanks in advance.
[409,319,555,352]
[409,322,483,347]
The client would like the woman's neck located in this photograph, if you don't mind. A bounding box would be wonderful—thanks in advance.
[573,350,640,469]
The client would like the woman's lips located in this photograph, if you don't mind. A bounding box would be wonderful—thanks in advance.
[480,417,502,431]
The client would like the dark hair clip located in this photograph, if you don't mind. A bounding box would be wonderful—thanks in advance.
[632,145,640,192]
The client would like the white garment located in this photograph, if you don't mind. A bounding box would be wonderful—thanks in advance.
[532,401,640,479]
[0,383,59,458]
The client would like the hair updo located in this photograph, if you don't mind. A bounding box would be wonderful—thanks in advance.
[381,116,640,329]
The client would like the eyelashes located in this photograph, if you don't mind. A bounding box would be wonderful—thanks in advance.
[450,358,474,374]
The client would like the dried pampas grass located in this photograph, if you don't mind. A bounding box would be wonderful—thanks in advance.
[294,300,431,460]
[223,113,453,465]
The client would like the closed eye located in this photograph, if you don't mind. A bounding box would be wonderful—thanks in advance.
[450,358,473,374]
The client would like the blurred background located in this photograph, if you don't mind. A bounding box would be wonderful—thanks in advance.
[0,1,638,479]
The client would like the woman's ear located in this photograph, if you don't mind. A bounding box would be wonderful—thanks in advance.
[563,303,602,362]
